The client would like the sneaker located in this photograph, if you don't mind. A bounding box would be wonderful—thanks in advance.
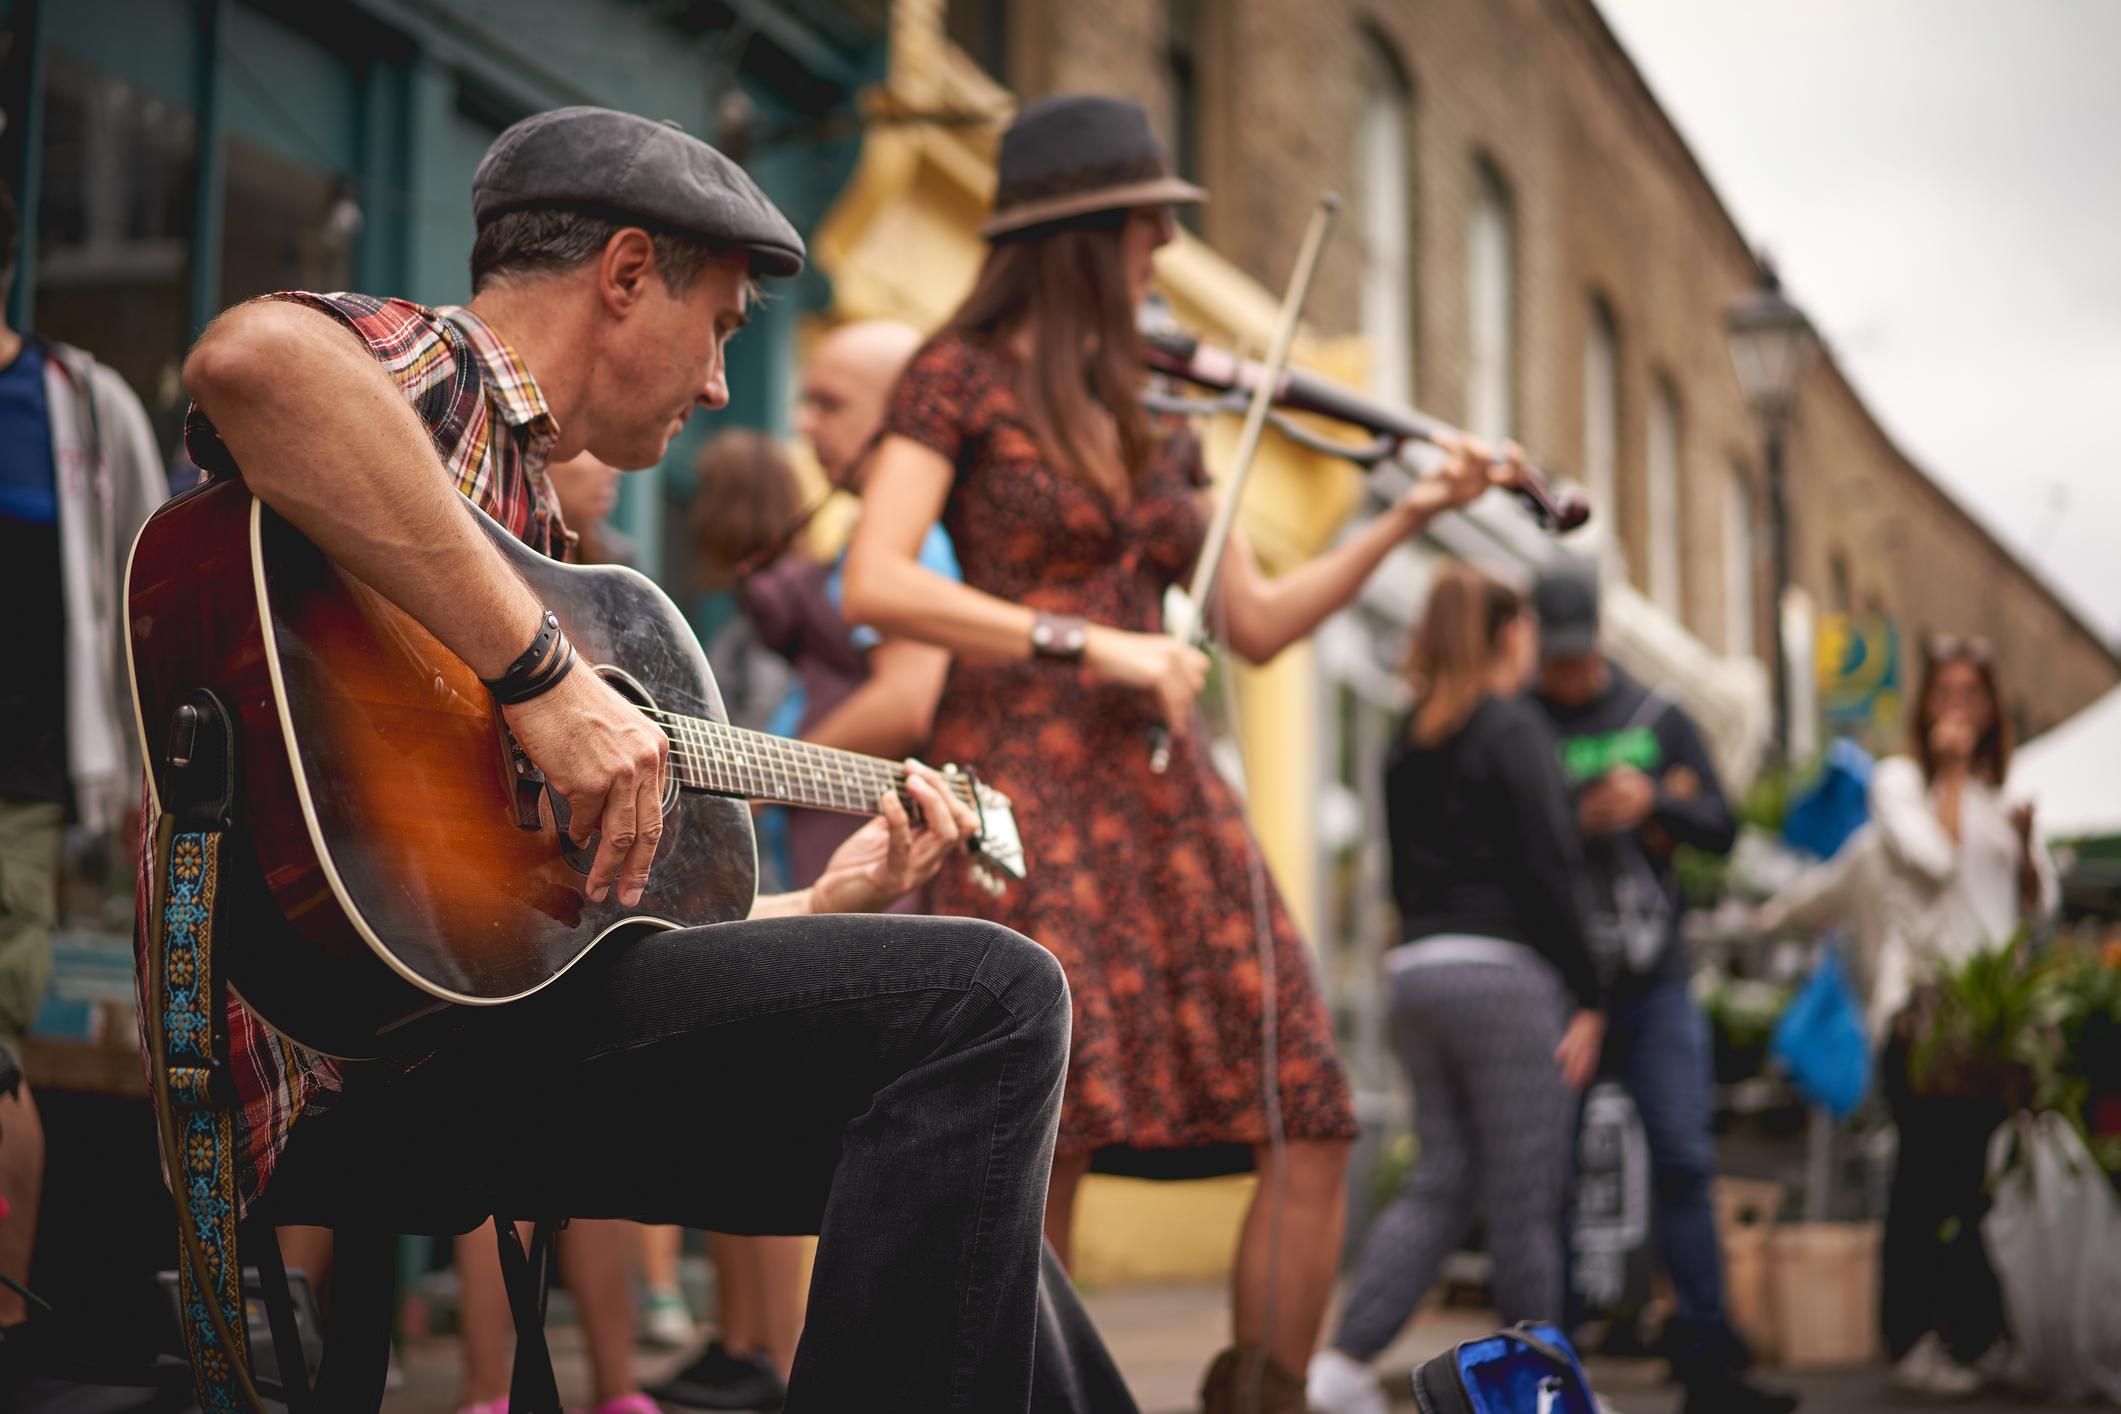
[1973,1338,2037,1394]
[1678,1366,1800,1414]
[1890,1332,1983,1400]
[647,1341,786,1411]
[641,1288,697,1350]
[1305,1348,1389,1414]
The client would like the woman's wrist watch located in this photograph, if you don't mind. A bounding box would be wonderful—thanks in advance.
[1029,611,1089,660]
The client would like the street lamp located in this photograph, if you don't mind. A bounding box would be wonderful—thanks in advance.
[1724,259,1815,764]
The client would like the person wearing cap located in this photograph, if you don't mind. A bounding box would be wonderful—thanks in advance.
[159,106,1110,1412]
[1304,564,1603,1414]
[1530,561,1795,1414]
[843,93,1526,1409]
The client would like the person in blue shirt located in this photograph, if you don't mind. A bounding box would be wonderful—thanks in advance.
[740,321,960,896]
[651,322,962,1412]
[0,179,167,1330]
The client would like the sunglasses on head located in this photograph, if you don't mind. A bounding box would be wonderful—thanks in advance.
[1926,634,1994,665]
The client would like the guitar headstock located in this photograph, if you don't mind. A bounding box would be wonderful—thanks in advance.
[943,766,1027,890]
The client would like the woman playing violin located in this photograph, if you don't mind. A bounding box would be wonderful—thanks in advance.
[844,93,1524,1407]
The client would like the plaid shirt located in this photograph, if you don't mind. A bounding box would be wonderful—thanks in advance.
[141,292,566,1215]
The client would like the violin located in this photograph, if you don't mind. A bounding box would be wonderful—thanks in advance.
[1139,328,1591,534]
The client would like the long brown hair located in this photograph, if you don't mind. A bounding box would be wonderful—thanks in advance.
[1408,565,1524,745]
[937,211,1152,494]
[691,428,803,590]
[1911,639,2012,786]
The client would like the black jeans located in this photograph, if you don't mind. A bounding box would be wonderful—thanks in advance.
[1880,1035,2007,1364]
[266,912,1128,1413]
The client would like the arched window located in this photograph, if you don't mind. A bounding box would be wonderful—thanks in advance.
[1166,0,1203,228]
[1725,463,1757,657]
[1357,38,1412,402]
[1646,373,1682,614]
[1583,294,1619,521]
[1465,157,1513,441]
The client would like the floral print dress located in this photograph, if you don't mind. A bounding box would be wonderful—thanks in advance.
[884,334,1357,1164]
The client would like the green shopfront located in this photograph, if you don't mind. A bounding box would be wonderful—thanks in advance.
[0,0,881,1339]
[0,0,882,583]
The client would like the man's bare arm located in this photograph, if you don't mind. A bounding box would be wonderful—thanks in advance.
[182,301,669,906]
[185,300,543,677]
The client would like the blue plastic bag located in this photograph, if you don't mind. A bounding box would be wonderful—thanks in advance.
[1781,737,1874,861]
[1770,944,1871,1118]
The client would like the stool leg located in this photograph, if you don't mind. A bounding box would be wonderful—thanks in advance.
[315,1226,394,1412]
[495,1216,564,1414]
[246,1220,314,1411]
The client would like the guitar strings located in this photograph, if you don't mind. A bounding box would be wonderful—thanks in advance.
[635,715,978,820]
[633,705,979,813]
[644,718,939,799]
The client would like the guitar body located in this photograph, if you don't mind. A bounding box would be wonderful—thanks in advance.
[126,480,755,1057]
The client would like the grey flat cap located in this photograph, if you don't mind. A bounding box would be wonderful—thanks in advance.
[474,106,804,278]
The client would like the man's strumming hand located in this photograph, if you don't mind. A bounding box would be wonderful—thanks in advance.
[502,668,669,907]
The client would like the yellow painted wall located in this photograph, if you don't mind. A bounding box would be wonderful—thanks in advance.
[1074,1174,1257,1287]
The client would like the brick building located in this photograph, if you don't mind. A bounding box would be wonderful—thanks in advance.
[819,0,2121,1281]
[958,0,2117,743]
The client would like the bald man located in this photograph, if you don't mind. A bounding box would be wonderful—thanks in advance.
[790,321,957,754]
[736,323,960,896]
[800,319,923,495]
[656,322,966,1409]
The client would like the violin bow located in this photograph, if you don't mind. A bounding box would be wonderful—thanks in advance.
[1151,192,1341,773]
[1140,346,1591,534]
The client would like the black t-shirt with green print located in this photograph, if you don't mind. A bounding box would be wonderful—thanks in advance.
[1535,664,1737,1003]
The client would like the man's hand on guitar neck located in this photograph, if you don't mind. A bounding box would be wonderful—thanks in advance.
[755,763,978,918]
[502,660,669,907]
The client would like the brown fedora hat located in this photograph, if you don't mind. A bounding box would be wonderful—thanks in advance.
[981,94,1207,239]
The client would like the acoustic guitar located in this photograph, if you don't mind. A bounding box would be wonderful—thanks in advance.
[125,480,1026,1059]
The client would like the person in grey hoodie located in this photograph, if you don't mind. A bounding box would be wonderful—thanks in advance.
[0,178,168,1326]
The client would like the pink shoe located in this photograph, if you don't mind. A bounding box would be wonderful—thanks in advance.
[578,1395,662,1414]
[457,1403,510,1414]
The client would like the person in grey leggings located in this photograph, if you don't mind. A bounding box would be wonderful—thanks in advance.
[1308,565,1606,1414]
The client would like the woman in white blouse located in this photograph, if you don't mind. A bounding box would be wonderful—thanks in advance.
[1762,636,2056,1397]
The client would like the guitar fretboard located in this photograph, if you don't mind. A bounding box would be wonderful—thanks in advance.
[648,708,976,819]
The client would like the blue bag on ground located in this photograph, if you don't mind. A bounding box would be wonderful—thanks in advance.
[1770,943,1870,1118]
[1409,1322,1597,1414]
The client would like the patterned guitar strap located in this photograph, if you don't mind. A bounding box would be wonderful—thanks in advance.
[161,830,250,1408]
[150,691,258,1411]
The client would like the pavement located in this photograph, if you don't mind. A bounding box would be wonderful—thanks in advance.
[385,1278,2058,1413]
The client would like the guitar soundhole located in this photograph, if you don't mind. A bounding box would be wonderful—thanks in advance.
[542,666,681,882]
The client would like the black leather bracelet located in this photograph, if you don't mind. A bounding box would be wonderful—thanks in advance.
[484,611,561,691]
[483,610,577,705]
[488,636,575,705]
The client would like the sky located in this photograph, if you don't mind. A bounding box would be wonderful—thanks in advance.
[1596,0,2121,645]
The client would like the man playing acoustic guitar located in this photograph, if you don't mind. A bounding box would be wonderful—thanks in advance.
[150,106,1100,1412]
